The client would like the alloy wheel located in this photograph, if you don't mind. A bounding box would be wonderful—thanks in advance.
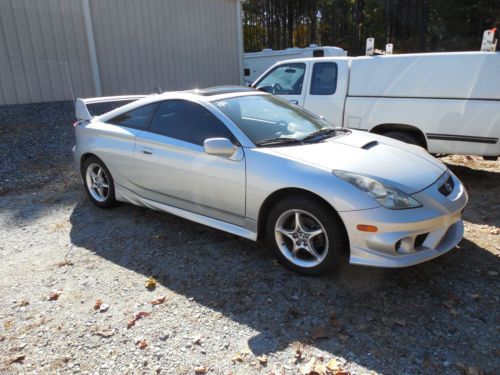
[85,163,110,202]
[274,209,329,268]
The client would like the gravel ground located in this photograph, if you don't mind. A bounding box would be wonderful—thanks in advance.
[0,103,499,375]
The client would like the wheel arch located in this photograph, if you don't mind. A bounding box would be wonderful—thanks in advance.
[80,153,103,175]
[370,123,428,149]
[256,187,349,245]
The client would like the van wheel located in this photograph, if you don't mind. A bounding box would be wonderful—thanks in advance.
[82,156,116,208]
[383,131,423,147]
[266,196,348,276]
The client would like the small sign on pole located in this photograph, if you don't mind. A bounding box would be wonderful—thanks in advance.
[481,28,497,52]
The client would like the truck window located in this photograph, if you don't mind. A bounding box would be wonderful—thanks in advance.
[255,63,306,95]
[310,62,338,95]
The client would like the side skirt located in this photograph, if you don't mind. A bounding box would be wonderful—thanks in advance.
[115,184,258,241]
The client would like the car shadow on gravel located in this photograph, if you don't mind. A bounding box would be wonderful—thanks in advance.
[445,162,500,227]
[68,195,500,374]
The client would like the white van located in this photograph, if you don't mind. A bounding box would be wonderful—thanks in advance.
[244,45,347,84]
[252,51,500,158]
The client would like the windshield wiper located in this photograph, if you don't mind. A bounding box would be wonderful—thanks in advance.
[256,137,304,147]
[302,128,351,141]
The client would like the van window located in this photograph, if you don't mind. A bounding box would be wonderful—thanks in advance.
[255,63,306,95]
[107,104,157,129]
[313,49,324,57]
[310,62,338,95]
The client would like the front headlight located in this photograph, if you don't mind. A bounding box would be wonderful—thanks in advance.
[333,170,422,210]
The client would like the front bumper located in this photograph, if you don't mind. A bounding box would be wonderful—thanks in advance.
[339,171,468,268]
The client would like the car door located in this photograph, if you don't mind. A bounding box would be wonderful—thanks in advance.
[98,103,158,190]
[133,99,246,226]
[253,62,309,107]
[303,61,347,127]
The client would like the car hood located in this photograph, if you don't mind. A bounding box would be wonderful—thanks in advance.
[260,130,446,194]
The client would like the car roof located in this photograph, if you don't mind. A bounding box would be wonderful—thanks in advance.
[95,87,266,122]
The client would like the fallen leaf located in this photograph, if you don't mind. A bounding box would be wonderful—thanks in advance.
[8,355,25,364]
[326,359,339,372]
[3,320,13,329]
[94,328,115,338]
[329,314,342,331]
[300,358,317,375]
[9,343,27,352]
[192,335,203,345]
[93,299,103,310]
[231,353,244,363]
[194,366,208,374]
[137,340,148,349]
[145,277,157,290]
[455,362,484,375]
[295,348,304,362]
[313,362,328,375]
[150,296,167,305]
[48,290,62,301]
[57,259,74,267]
[469,293,481,300]
[127,311,151,329]
[257,354,268,365]
[393,319,407,327]
[310,325,329,340]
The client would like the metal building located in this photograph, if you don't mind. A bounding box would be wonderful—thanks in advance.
[0,0,243,105]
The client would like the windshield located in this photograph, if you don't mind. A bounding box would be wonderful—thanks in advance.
[212,95,335,145]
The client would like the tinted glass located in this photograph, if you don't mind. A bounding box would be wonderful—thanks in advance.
[149,100,233,146]
[213,95,332,144]
[310,62,338,95]
[108,104,156,129]
[255,63,306,95]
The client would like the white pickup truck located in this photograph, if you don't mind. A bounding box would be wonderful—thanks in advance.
[252,51,500,159]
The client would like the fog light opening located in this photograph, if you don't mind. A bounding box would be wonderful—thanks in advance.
[395,239,402,253]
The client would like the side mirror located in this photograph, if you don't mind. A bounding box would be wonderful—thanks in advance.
[203,138,235,157]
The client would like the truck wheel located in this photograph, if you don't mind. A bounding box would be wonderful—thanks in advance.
[483,156,498,161]
[383,131,423,147]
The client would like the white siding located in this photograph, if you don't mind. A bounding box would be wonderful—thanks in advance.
[0,0,242,105]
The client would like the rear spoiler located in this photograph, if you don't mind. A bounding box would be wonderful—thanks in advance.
[75,95,149,121]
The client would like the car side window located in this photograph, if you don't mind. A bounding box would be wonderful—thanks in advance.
[255,63,306,95]
[148,100,234,146]
[107,104,156,129]
[310,62,338,95]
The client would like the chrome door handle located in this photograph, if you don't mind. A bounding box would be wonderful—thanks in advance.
[288,100,298,105]
[141,148,153,155]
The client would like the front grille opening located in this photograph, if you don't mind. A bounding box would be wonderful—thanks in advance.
[415,233,429,250]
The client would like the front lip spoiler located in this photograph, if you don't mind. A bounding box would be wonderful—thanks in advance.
[349,219,464,268]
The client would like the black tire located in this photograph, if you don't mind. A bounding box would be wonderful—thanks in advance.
[81,156,117,208]
[266,195,348,276]
[383,131,423,147]
[483,155,498,161]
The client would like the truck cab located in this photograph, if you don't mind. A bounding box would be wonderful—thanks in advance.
[252,57,350,127]
[252,53,500,158]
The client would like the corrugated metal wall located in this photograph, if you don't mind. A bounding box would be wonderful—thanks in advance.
[0,0,242,105]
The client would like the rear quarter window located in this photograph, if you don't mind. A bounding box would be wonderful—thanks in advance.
[107,104,157,129]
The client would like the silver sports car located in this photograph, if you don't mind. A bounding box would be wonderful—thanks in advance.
[73,86,468,275]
